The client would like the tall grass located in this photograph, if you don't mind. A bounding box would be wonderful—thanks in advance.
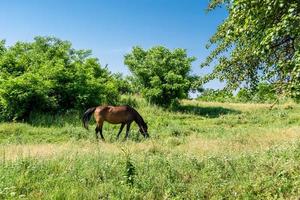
[1,142,300,199]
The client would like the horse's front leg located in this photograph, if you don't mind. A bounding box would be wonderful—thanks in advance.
[125,122,132,140]
[116,123,125,140]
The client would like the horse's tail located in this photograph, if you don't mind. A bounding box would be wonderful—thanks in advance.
[82,107,96,130]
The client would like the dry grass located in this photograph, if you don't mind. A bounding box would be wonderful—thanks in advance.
[181,99,273,111]
[180,127,300,156]
[181,99,299,112]
[1,126,299,161]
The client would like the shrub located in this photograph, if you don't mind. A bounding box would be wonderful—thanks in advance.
[236,83,277,103]
[0,36,119,121]
[197,89,234,102]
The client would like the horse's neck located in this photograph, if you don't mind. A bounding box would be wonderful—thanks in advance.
[134,113,144,126]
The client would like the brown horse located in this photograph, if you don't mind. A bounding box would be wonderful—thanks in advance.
[82,105,149,140]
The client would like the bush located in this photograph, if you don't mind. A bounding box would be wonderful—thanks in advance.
[197,89,234,102]
[236,83,277,103]
[124,46,196,106]
[198,83,278,103]
[0,36,119,121]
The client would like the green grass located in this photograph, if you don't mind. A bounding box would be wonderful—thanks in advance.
[1,143,300,199]
[0,96,300,199]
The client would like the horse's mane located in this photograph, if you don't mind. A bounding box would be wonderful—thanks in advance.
[128,105,146,126]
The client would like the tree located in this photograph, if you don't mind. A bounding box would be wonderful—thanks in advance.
[0,36,119,121]
[112,73,136,94]
[202,0,300,101]
[124,46,197,106]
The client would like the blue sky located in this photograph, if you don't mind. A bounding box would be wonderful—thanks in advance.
[0,0,227,88]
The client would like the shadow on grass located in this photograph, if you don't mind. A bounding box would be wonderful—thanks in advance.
[27,110,82,127]
[173,104,241,118]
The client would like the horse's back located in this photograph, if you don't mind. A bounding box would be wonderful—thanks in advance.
[95,105,135,124]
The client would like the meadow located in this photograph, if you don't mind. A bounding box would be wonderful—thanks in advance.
[0,96,300,199]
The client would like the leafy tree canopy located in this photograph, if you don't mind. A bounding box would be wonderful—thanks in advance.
[0,36,119,121]
[202,0,300,100]
[111,73,136,94]
[124,46,197,106]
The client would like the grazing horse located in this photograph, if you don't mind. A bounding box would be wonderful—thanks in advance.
[82,105,149,140]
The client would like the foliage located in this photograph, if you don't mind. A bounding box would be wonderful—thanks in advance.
[203,0,300,100]
[198,83,278,103]
[197,89,234,102]
[112,73,136,94]
[0,36,119,121]
[237,82,277,103]
[124,46,197,106]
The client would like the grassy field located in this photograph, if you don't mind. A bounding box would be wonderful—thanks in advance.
[0,97,300,199]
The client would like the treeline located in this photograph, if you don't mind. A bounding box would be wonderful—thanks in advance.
[0,37,199,121]
[198,83,277,103]
[0,35,297,121]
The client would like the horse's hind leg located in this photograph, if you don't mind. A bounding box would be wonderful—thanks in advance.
[95,120,104,141]
[116,123,125,140]
[98,121,105,141]
[95,126,99,140]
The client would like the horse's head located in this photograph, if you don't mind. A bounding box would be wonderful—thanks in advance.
[139,122,149,138]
